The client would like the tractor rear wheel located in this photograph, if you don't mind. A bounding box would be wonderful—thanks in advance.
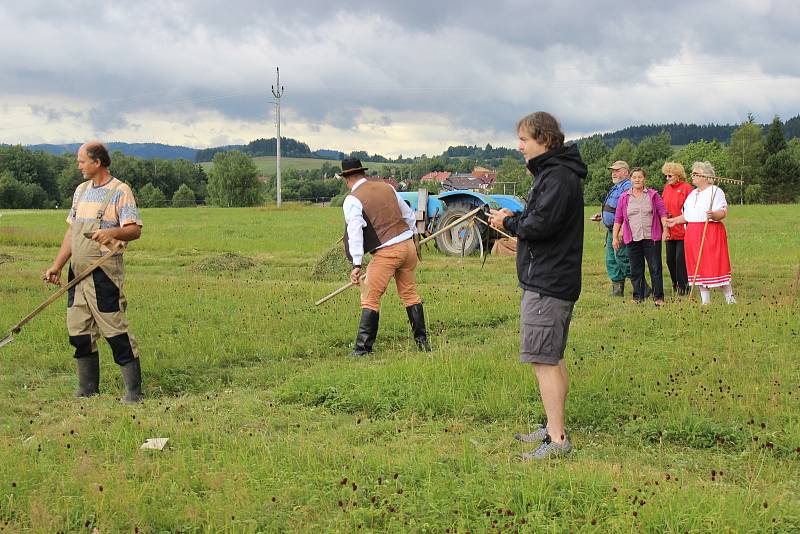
[433,203,487,256]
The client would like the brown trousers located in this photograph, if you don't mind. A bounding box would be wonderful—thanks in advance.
[361,239,422,311]
[491,237,517,256]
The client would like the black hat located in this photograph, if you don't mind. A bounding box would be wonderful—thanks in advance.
[340,157,368,177]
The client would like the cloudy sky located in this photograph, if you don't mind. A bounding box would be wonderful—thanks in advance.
[1,0,798,157]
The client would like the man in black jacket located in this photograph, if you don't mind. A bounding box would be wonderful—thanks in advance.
[488,111,586,459]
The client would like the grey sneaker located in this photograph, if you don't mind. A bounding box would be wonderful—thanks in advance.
[514,424,548,443]
[520,435,572,460]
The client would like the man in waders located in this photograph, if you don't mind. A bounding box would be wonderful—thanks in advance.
[340,158,431,356]
[598,161,632,296]
[44,142,144,403]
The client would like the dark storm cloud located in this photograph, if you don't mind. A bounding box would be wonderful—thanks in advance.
[30,105,83,122]
[1,0,798,147]
[87,105,130,131]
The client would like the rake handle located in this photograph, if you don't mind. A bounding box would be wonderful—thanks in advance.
[474,215,517,241]
[688,186,719,300]
[314,275,365,306]
[10,240,125,333]
[688,221,710,300]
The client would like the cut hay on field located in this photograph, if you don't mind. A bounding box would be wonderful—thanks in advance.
[193,253,256,273]
[312,243,370,281]
[0,253,14,264]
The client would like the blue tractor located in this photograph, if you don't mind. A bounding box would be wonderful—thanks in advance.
[398,189,525,256]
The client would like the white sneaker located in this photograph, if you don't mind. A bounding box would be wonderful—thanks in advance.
[520,435,572,460]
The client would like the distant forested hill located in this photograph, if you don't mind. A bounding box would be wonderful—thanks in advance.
[27,142,197,160]
[17,114,799,163]
[194,137,346,162]
[581,123,737,146]
[574,115,800,147]
[785,115,800,139]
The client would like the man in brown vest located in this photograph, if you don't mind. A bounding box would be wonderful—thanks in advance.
[340,158,430,356]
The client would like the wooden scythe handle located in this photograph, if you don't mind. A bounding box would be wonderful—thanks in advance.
[10,240,126,333]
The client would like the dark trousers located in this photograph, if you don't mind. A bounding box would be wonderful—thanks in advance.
[627,239,664,301]
[665,240,689,293]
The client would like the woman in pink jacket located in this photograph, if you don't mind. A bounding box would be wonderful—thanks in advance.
[612,167,669,304]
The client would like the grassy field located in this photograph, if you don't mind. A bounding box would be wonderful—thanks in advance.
[200,156,407,176]
[0,204,798,532]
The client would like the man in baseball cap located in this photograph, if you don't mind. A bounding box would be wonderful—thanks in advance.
[596,160,632,296]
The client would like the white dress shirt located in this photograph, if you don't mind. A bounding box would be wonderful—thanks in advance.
[682,186,727,223]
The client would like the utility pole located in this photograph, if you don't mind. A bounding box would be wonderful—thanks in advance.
[271,67,284,208]
[740,133,748,205]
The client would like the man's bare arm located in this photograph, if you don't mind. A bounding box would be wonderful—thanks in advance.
[43,229,72,285]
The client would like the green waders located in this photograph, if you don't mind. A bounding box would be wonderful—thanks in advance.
[605,230,631,295]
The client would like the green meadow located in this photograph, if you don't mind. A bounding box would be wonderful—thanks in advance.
[0,204,798,532]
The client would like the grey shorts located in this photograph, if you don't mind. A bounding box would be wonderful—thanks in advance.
[520,290,574,365]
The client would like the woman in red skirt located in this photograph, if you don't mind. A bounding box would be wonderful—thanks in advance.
[666,161,735,305]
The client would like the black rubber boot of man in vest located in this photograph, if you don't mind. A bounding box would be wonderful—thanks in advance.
[120,358,143,404]
[350,308,379,357]
[610,280,625,297]
[406,303,431,352]
[74,351,100,397]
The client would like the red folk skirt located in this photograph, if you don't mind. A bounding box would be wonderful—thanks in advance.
[684,222,732,287]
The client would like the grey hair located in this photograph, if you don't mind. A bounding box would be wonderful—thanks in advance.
[691,161,716,183]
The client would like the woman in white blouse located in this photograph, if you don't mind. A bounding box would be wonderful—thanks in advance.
[666,161,735,305]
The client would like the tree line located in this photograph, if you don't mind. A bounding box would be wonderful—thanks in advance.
[205,151,345,207]
[0,146,208,209]
[3,115,798,209]
[573,115,800,148]
[195,137,399,165]
[195,137,321,163]
[0,146,343,209]
[489,115,800,205]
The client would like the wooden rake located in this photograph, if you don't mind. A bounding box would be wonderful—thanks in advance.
[688,185,720,300]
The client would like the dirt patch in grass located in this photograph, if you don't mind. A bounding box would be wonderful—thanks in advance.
[193,252,257,273]
[311,243,370,281]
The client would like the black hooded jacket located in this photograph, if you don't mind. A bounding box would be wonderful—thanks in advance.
[503,144,587,302]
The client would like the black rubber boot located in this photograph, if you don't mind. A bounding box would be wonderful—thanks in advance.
[74,352,100,397]
[350,308,379,357]
[120,358,143,404]
[611,280,625,297]
[406,303,431,352]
